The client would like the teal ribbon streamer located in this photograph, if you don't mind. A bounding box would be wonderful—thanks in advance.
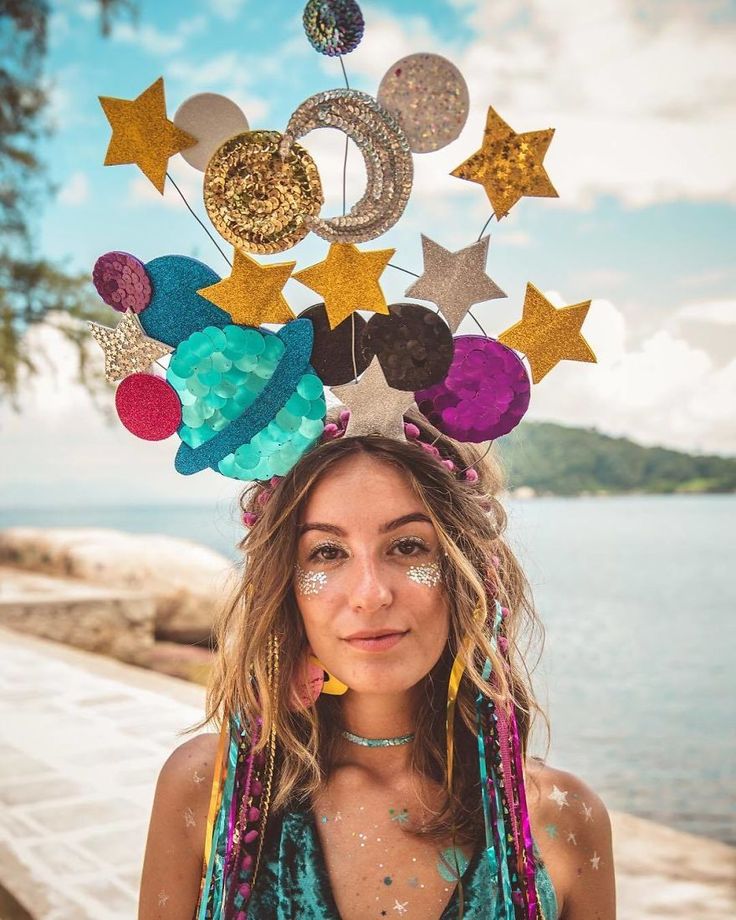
[475,600,515,920]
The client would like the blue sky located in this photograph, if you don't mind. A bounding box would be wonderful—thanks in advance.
[2,0,734,505]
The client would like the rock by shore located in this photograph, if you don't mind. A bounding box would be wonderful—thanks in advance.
[0,527,236,644]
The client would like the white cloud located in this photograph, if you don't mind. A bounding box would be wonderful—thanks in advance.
[112,15,207,57]
[167,52,269,125]
[207,0,248,22]
[0,317,239,507]
[343,0,736,209]
[128,163,202,211]
[526,294,736,455]
[58,172,90,206]
[674,299,736,326]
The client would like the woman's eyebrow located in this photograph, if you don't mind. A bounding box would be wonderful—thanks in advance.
[298,512,432,538]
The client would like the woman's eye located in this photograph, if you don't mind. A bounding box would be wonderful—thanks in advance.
[392,537,429,557]
[309,544,343,562]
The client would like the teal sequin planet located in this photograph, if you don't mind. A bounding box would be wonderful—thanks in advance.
[167,324,326,480]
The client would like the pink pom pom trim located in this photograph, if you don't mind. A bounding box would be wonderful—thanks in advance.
[242,410,485,528]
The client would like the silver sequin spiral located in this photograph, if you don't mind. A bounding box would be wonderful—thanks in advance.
[280,89,414,244]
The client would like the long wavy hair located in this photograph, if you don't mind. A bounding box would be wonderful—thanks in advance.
[203,410,548,848]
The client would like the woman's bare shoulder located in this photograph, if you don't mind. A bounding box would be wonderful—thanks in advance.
[138,732,221,919]
[159,731,220,791]
[525,758,615,919]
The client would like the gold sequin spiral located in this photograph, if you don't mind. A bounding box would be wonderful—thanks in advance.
[203,130,324,254]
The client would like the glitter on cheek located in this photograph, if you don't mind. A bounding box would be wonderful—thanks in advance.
[406,562,442,588]
[295,564,328,596]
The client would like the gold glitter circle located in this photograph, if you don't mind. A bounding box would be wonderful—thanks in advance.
[203,130,324,254]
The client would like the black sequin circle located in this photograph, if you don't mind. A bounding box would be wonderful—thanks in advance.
[300,303,371,385]
[361,303,454,391]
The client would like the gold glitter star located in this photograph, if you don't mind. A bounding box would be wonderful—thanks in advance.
[451,106,558,219]
[197,250,296,326]
[99,77,196,193]
[89,310,172,382]
[293,243,394,330]
[498,284,596,383]
[331,357,415,440]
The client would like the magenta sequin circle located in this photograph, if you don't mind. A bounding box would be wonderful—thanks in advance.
[415,336,531,442]
[93,251,152,313]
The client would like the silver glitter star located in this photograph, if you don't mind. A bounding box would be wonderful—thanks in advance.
[405,235,506,332]
[89,309,172,382]
[548,785,570,809]
[331,356,415,440]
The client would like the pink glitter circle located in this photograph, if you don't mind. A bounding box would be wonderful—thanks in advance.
[415,336,530,442]
[115,373,181,441]
[93,251,152,313]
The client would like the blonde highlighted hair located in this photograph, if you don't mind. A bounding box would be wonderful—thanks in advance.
[202,410,548,847]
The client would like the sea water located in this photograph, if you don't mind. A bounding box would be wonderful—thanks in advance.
[2,494,734,844]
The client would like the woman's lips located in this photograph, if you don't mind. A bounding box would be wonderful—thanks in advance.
[343,632,408,652]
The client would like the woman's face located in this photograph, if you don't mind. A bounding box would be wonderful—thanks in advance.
[294,453,450,695]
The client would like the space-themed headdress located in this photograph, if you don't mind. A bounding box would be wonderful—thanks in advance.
[91,2,597,917]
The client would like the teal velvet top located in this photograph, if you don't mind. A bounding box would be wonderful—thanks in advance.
[249,803,559,919]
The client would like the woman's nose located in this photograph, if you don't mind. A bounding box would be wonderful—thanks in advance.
[347,557,393,613]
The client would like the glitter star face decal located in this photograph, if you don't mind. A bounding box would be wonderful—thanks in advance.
[293,243,395,330]
[582,802,594,822]
[295,565,328,596]
[406,563,442,588]
[548,784,570,809]
[451,106,558,219]
[197,251,296,326]
[99,77,196,194]
[405,235,506,333]
[89,310,172,383]
[393,901,409,915]
[331,356,415,440]
[590,852,601,870]
[498,284,596,383]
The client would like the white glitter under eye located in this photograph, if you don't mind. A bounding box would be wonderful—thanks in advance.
[406,562,442,588]
[295,564,328,596]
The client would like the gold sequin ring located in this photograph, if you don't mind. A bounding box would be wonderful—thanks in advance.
[280,89,413,244]
[203,130,324,254]
[295,565,328,596]
[406,562,442,588]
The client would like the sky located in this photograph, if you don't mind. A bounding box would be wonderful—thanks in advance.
[1,0,735,506]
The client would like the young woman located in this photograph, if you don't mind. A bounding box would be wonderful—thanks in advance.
[138,413,616,919]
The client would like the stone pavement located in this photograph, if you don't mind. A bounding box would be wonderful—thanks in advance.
[0,626,734,920]
[0,627,205,920]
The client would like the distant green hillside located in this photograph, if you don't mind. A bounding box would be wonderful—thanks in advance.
[496,422,736,495]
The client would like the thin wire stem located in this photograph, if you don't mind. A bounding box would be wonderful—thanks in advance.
[350,313,358,382]
[477,213,494,241]
[339,56,350,89]
[468,310,488,337]
[166,172,232,269]
[460,440,493,474]
[388,262,420,278]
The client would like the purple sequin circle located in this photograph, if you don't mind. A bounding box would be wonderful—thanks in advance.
[303,0,365,56]
[93,251,152,313]
[415,336,531,442]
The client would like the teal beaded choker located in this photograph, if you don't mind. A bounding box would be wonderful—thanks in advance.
[341,729,416,748]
